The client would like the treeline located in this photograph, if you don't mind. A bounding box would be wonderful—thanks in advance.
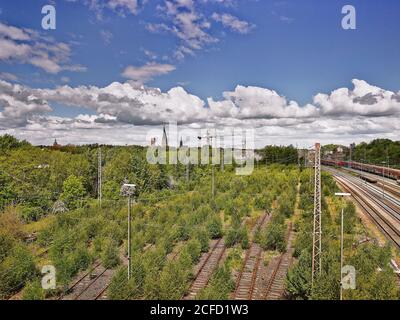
[322,139,400,168]
[352,139,400,168]
[257,145,299,165]
[0,135,174,222]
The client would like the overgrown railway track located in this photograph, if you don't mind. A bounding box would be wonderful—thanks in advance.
[59,262,113,300]
[263,223,294,300]
[232,213,270,300]
[183,238,226,300]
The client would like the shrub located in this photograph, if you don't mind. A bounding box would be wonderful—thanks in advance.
[260,222,286,252]
[197,265,235,300]
[22,279,45,300]
[101,239,120,268]
[206,215,223,239]
[0,244,37,298]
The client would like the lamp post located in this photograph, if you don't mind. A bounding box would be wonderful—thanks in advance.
[121,182,136,280]
[335,192,351,301]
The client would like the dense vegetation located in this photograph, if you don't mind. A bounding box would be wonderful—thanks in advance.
[286,169,400,300]
[257,145,299,165]
[322,138,400,168]
[0,134,399,300]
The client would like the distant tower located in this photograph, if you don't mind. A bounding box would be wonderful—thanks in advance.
[179,137,183,148]
[162,124,168,147]
[150,137,156,146]
[52,139,61,149]
[312,143,322,287]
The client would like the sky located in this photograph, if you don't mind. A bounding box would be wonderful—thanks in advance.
[0,0,400,147]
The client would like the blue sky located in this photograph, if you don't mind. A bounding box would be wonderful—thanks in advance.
[1,0,400,146]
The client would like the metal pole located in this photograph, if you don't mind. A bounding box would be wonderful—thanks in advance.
[382,166,385,199]
[221,148,224,172]
[98,147,102,207]
[212,164,215,198]
[340,207,344,301]
[127,196,131,280]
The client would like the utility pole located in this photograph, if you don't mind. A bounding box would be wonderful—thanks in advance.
[127,195,131,279]
[335,192,351,300]
[221,147,224,172]
[98,147,102,207]
[121,183,136,280]
[312,143,322,288]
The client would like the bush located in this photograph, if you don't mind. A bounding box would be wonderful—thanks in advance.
[194,229,209,252]
[260,222,286,252]
[0,244,37,298]
[225,227,247,248]
[197,265,235,300]
[101,239,120,268]
[22,279,45,300]
[18,206,44,222]
[206,215,223,239]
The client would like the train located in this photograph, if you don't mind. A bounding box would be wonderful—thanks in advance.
[322,159,400,183]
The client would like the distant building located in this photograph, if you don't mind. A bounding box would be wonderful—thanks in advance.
[150,137,156,146]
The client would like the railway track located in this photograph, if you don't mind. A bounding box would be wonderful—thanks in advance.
[184,238,226,300]
[232,213,270,300]
[59,262,114,300]
[326,168,400,249]
[263,223,294,300]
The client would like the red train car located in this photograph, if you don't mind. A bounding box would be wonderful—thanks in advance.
[322,159,400,181]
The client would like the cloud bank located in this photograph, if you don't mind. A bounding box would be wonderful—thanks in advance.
[1,78,400,147]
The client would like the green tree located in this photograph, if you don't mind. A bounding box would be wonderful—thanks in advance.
[60,175,86,210]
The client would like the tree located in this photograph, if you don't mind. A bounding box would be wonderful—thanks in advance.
[286,250,312,299]
[60,175,86,210]
[260,221,286,252]
[206,215,223,239]
[102,181,121,201]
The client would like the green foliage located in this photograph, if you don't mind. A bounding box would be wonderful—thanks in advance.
[260,221,286,252]
[197,264,235,300]
[345,244,399,300]
[353,139,400,168]
[286,250,312,299]
[22,279,45,300]
[60,175,86,210]
[102,181,121,201]
[101,239,120,268]
[206,215,223,239]
[0,244,37,298]
[0,134,30,153]
[225,227,247,248]
[258,145,299,165]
